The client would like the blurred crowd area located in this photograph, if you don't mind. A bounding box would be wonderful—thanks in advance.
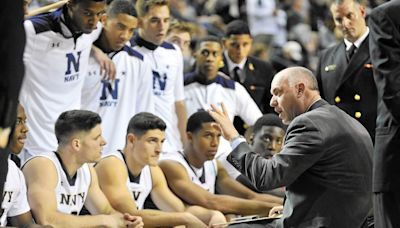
[28,0,388,72]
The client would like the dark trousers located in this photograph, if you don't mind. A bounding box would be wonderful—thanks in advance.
[374,191,400,228]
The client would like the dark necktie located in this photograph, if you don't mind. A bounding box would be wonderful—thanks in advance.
[233,66,241,82]
[346,44,357,62]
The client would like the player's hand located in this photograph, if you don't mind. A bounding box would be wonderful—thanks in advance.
[268,205,283,218]
[91,45,116,80]
[123,213,144,228]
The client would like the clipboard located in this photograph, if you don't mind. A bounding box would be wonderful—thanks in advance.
[212,214,282,227]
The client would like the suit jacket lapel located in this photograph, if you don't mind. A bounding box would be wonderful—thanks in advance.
[341,36,370,84]
[221,55,230,76]
[332,43,348,91]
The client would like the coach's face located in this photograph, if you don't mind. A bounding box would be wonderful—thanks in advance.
[330,0,367,42]
[68,0,106,34]
[270,74,301,125]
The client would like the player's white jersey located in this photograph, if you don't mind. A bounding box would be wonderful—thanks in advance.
[81,45,154,155]
[0,160,30,226]
[103,151,153,209]
[24,152,91,215]
[20,7,102,157]
[184,72,262,157]
[130,36,185,154]
[162,152,218,194]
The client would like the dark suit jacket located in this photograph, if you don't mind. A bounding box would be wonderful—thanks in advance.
[369,1,400,192]
[316,38,377,141]
[228,100,373,228]
[221,55,275,114]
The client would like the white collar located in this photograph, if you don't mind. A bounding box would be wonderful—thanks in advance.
[344,27,369,50]
[224,51,247,72]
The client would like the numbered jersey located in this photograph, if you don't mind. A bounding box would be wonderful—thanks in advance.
[103,151,153,209]
[81,45,154,155]
[162,152,218,194]
[20,7,101,157]
[0,160,30,226]
[24,152,91,215]
[130,36,185,154]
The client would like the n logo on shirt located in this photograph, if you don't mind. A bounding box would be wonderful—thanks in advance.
[64,51,82,82]
[99,79,120,107]
[65,52,82,75]
[153,71,167,95]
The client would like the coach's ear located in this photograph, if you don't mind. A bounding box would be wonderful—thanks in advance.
[100,14,107,25]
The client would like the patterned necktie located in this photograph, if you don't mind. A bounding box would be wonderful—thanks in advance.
[346,44,357,62]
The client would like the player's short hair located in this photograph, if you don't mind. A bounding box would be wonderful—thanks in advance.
[195,35,222,51]
[253,114,287,134]
[135,0,169,17]
[107,0,137,18]
[167,20,194,36]
[186,111,215,134]
[126,112,166,137]
[225,19,251,37]
[55,110,102,146]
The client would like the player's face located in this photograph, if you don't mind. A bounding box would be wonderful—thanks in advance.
[270,75,301,125]
[9,105,29,154]
[196,41,223,80]
[190,123,221,161]
[166,31,191,53]
[79,124,106,163]
[133,129,165,167]
[252,126,285,159]
[224,34,252,64]
[330,0,366,42]
[138,5,170,45]
[68,0,106,34]
[103,13,138,51]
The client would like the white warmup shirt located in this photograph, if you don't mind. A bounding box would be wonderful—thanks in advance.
[82,45,154,155]
[131,35,185,154]
[20,7,102,158]
[0,160,30,226]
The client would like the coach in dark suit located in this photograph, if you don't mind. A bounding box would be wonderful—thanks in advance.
[369,1,400,227]
[210,67,373,228]
[316,0,377,141]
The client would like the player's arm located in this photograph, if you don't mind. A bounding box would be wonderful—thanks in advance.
[90,45,116,80]
[215,161,283,205]
[26,0,67,18]
[175,100,188,146]
[22,157,129,227]
[159,160,268,216]
[9,212,52,228]
[95,157,205,228]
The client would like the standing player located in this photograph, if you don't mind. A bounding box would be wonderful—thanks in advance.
[81,0,154,155]
[20,0,111,161]
[22,110,143,227]
[131,0,187,155]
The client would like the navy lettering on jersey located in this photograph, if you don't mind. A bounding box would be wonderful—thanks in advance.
[2,191,13,203]
[100,79,120,100]
[132,191,141,201]
[65,51,82,75]
[153,71,167,95]
[99,79,120,107]
[60,192,86,206]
